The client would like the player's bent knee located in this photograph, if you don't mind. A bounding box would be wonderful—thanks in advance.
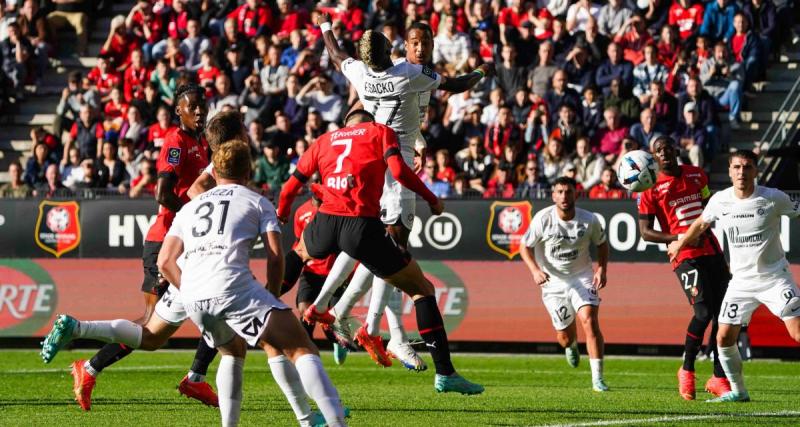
[716,324,739,347]
[692,303,713,324]
[139,316,180,350]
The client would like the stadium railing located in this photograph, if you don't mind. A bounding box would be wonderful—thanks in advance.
[757,72,800,184]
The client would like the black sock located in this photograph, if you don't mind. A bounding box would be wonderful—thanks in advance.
[414,296,455,376]
[682,316,707,371]
[710,319,726,378]
[301,318,316,340]
[89,343,134,373]
[189,340,218,377]
[280,250,304,296]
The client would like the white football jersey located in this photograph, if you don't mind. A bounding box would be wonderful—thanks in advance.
[167,183,281,301]
[702,185,800,281]
[522,206,606,281]
[341,57,441,162]
[393,57,432,152]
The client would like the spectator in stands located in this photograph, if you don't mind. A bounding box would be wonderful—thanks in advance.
[129,159,156,198]
[126,0,163,63]
[497,0,528,46]
[123,49,151,102]
[572,136,605,189]
[444,90,477,131]
[594,106,629,164]
[0,22,31,99]
[614,14,651,65]
[672,101,706,167]
[512,21,538,68]
[566,0,601,35]
[527,41,558,99]
[30,126,61,163]
[666,49,692,95]
[47,0,88,56]
[302,110,326,146]
[595,42,633,96]
[365,0,396,32]
[453,104,486,144]
[180,18,212,72]
[539,137,570,184]
[208,74,239,119]
[68,104,105,160]
[603,77,640,125]
[17,0,50,86]
[700,0,738,42]
[657,24,681,70]
[421,157,453,198]
[580,85,603,138]
[730,12,762,85]
[678,76,719,131]
[589,167,627,199]
[742,0,777,58]
[435,149,456,184]
[645,80,677,130]
[544,70,582,124]
[296,74,343,124]
[23,142,53,188]
[72,158,101,196]
[549,103,584,153]
[34,163,68,198]
[282,73,307,133]
[260,45,289,98]
[55,71,84,137]
[118,140,138,187]
[457,135,493,193]
[226,0,273,39]
[87,54,120,103]
[700,41,743,128]
[280,29,305,69]
[495,44,525,100]
[274,0,309,41]
[223,44,252,94]
[550,18,575,64]
[481,88,505,126]
[563,44,595,93]
[485,106,522,159]
[0,160,31,198]
[101,15,139,70]
[434,13,470,74]
[524,103,549,152]
[238,74,269,127]
[289,138,307,169]
[511,89,532,128]
[60,146,83,190]
[483,163,516,199]
[629,108,664,149]
[669,0,705,43]
[266,111,297,153]
[103,86,129,135]
[96,140,125,191]
[253,140,290,194]
[453,173,483,198]
[119,105,147,149]
[597,0,633,37]
[633,43,668,104]
[575,16,610,66]
[247,120,267,155]
[321,0,365,41]
[131,81,162,125]
[515,159,550,199]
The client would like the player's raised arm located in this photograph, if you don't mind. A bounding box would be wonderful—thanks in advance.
[380,124,443,215]
[668,217,712,262]
[157,235,184,288]
[438,62,495,94]
[277,143,319,223]
[317,13,350,69]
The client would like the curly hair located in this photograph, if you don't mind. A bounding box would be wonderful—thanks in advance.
[359,30,391,71]
[213,140,252,181]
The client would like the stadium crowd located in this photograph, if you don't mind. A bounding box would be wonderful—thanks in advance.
[0,0,797,200]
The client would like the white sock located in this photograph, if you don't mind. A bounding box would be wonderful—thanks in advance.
[332,263,374,318]
[268,355,312,423]
[77,320,142,348]
[313,253,357,309]
[216,355,244,427]
[365,277,392,336]
[384,287,407,343]
[589,358,603,381]
[295,354,345,427]
[187,371,205,383]
[83,361,99,377]
[718,345,746,394]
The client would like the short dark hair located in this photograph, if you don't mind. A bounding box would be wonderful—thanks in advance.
[206,110,245,151]
[553,176,577,189]
[344,108,375,124]
[175,83,204,103]
[407,21,433,39]
[729,149,758,164]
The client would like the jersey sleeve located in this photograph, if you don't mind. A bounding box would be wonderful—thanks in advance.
[408,63,442,93]
[700,193,721,223]
[165,209,185,240]
[637,189,656,216]
[380,124,400,158]
[522,214,543,248]
[590,213,607,246]
[156,132,185,177]
[203,162,214,176]
[258,197,282,234]
[341,57,365,88]
[773,189,800,218]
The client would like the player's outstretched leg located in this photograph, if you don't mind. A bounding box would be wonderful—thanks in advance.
[384,286,427,372]
[178,340,221,407]
[261,310,347,427]
[709,323,750,402]
[678,314,707,400]
[329,263,375,350]
[386,260,483,395]
[268,351,325,426]
[304,253,358,325]
[215,337,247,427]
[577,306,608,392]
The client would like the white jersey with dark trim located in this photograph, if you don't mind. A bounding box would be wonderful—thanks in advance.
[167,183,281,301]
[341,57,441,163]
[522,206,606,281]
[702,185,800,281]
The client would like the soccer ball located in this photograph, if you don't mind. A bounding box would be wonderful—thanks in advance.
[617,150,658,192]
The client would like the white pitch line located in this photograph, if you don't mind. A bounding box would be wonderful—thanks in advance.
[535,410,800,427]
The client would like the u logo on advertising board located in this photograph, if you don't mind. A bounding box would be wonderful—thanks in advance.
[0,260,58,336]
[486,201,532,259]
[34,201,81,258]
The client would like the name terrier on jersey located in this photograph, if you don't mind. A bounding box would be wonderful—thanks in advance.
[331,128,367,139]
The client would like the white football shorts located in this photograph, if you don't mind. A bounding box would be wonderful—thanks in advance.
[541,273,600,331]
[184,281,290,347]
[718,268,800,325]
[154,284,189,326]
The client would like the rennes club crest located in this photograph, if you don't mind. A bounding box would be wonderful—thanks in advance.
[34,201,81,258]
[486,201,532,259]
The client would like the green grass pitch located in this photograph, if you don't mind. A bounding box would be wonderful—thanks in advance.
[1,350,799,426]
